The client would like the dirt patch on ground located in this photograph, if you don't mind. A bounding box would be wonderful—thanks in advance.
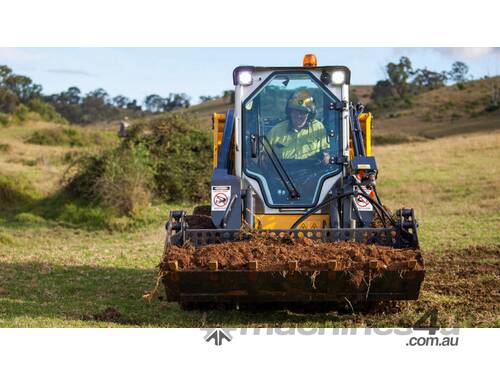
[82,307,140,325]
[418,245,500,325]
[161,236,422,272]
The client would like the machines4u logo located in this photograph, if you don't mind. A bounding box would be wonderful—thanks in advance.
[201,328,234,346]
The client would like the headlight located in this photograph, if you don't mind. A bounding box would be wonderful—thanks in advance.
[237,70,253,86]
[331,70,346,85]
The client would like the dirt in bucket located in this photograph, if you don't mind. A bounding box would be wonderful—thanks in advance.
[161,235,423,272]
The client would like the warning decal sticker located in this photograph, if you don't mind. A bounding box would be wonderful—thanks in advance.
[353,185,373,211]
[211,186,231,211]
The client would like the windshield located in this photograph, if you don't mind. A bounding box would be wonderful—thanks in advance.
[242,71,342,207]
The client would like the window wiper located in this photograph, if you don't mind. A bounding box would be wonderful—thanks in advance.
[260,135,300,199]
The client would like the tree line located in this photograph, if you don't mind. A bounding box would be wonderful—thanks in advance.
[1,58,475,124]
[44,86,193,124]
[1,64,221,125]
[369,57,472,111]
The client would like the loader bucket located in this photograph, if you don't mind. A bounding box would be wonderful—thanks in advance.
[161,227,425,306]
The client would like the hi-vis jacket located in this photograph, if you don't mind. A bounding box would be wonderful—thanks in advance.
[266,119,329,160]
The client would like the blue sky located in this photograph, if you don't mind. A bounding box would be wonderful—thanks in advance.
[0,48,498,104]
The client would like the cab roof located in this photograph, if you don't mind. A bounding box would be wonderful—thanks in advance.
[232,65,351,85]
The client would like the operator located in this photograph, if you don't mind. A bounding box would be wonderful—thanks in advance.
[266,89,330,164]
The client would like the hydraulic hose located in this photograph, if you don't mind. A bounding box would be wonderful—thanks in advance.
[353,183,396,226]
[290,189,396,229]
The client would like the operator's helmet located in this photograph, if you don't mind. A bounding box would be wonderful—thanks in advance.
[286,89,316,121]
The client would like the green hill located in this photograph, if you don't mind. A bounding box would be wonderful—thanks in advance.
[375,76,500,139]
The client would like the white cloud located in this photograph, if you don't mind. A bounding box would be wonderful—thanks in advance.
[0,48,44,61]
[46,68,95,77]
[433,47,500,59]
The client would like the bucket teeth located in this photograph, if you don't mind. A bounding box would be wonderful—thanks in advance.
[328,260,338,271]
[168,260,179,272]
[407,260,417,269]
[288,261,299,272]
[209,260,219,271]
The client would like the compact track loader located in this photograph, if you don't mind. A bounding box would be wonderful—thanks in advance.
[161,54,425,307]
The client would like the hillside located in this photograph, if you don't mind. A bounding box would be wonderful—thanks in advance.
[375,76,500,139]
[0,121,117,196]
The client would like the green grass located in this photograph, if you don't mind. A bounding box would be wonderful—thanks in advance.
[1,131,499,327]
[375,131,500,250]
[26,126,107,147]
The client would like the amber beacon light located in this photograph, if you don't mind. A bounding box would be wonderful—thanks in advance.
[303,54,318,67]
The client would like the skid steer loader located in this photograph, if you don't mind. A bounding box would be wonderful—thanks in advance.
[161,54,424,307]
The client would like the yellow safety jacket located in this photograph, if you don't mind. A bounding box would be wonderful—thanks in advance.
[266,119,329,160]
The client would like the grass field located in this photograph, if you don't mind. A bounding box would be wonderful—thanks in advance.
[1,127,498,327]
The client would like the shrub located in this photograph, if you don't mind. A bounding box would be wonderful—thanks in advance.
[27,98,67,124]
[0,143,11,152]
[0,174,38,210]
[26,127,104,147]
[14,212,46,224]
[124,112,212,202]
[0,87,19,113]
[64,112,211,216]
[65,144,154,216]
[0,113,10,126]
[56,202,109,229]
[94,144,154,215]
[0,230,15,245]
[13,104,30,122]
[63,153,106,201]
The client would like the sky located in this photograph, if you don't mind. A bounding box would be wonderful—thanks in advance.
[0,47,499,104]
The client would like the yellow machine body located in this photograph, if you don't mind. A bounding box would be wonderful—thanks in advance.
[254,214,329,230]
[349,112,372,159]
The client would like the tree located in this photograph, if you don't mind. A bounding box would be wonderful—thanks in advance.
[3,74,42,103]
[50,86,81,106]
[65,87,82,105]
[0,65,13,81]
[87,88,109,102]
[199,95,219,103]
[112,95,130,108]
[448,61,471,83]
[412,68,447,90]
[126,99,142,111]
[371,56,450,111]
[385,56,415,98]
[81,89,118,123]
[144,94,164,112]
[162,93,190,111]
[371,80,394,102]
[0,87,19,113]
[223,90,235,103]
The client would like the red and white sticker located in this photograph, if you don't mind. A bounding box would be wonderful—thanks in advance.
[211,186,231,211]
[353,185,373,211]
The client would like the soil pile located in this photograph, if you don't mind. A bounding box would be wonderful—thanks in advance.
[185,214,215,229]
[161,236,422,272]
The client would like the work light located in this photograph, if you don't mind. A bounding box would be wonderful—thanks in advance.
[331,70,346,85]
[237,70,253,86]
